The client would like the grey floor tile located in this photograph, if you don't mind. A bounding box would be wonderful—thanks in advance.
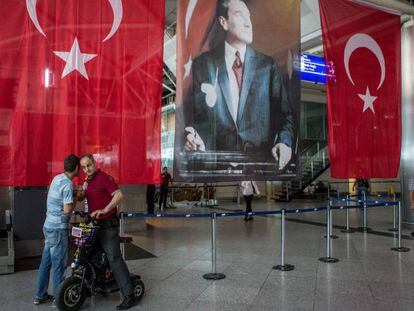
[368,280,414,299]
[184,300,250,311]
[316,278,371,296]
[196,284,260,305]
[224,261,273,275]
[251,288,314,310]
[313,293,381,311]
[211,272,268,289]
[317,260,366,281]
[263,275,317,293]
[183,259,232,272]
[376,297,414,311]
[146,279,210,300]
[164,269,214,285]
[138,266,182,281]
[130,295,192,311]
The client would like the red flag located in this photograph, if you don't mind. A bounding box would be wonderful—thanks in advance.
[0,0,164,186]
[319,0,401,178]
[176,0,217,103]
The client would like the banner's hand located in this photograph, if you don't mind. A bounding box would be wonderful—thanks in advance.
[185,127,206,151]
[272,143,292,170]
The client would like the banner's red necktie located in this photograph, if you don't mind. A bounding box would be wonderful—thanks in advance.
[232,51,243,91]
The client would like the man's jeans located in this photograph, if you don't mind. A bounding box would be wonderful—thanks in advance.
[35,228,68,298]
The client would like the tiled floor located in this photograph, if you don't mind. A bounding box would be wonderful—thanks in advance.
[2,198,414,310]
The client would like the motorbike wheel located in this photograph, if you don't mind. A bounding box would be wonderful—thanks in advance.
[57,276,87,311]
[132,278,145,301]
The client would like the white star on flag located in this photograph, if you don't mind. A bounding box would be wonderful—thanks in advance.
[54,38,97,80]
[358,86,377,113]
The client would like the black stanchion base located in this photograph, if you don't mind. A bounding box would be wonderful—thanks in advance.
[341,228,355,233]
[319,257,339,263]
[324,235,339,239]
[203,273,226,280]
[391,247,410,253]
[357,227,372,233]
[272,264,295,271]
[388,228,398,232]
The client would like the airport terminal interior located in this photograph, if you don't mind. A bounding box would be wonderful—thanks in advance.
[2,0,414,310]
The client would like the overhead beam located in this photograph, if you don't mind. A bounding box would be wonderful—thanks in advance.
[359,0,414,15]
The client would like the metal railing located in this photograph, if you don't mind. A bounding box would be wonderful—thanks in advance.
[119,195,410,280]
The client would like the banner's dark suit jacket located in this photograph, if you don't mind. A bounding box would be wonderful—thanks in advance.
[191,44,294,159]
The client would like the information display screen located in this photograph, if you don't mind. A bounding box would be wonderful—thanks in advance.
[301,53,334,84]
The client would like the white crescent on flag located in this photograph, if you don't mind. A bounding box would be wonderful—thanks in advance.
[26,0,46,37]
[26,0,123,42]
[344,33,386,90]
[103,0,123,42]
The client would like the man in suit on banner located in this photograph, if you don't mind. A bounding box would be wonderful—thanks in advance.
[184,0,294,170]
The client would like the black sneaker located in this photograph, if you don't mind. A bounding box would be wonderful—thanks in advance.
[34,294,54,305]
[116,295,139,310]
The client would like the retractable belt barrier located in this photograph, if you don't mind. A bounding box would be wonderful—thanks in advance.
[119,196,409,280]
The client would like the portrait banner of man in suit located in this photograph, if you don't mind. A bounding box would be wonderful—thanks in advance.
[174,0,300,182]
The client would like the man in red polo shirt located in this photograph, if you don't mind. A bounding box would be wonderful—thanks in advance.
[79,154,136,310]
[159,167,172,209]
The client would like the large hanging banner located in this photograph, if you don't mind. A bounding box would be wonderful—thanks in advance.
[0,0,164,186]
[174,0,301,182]
[319,0,401,178]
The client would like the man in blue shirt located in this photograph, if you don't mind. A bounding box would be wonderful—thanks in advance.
[34,154,80,305]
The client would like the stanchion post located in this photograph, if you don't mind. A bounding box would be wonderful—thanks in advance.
[341,194,354,233]
[203,213,226,280]
[391,201,410,253]
[358,192,370,232]
[319,199,339,263]
[120,212,125,260]
[389,193,398,232]
[324,196,338,239]
[273,209,294,271]
[363,192,367,230]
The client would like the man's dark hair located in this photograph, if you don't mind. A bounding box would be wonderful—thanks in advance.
[216,0,231,19]
[64,154,80,173]
[163,166,168,170]
[216,0,245,20]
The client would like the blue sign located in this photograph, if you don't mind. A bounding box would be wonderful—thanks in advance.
[300,53,334,84]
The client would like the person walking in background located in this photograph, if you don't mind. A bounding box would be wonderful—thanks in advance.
[146,184,156,214]
[353,178,370,202]
[241,180,260,221]
[159,167,172,210]
[34,154,80,305]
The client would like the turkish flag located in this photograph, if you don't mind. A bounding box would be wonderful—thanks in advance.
[319,0,401,178]
[0,0,164,186]
[176,0,217,105]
